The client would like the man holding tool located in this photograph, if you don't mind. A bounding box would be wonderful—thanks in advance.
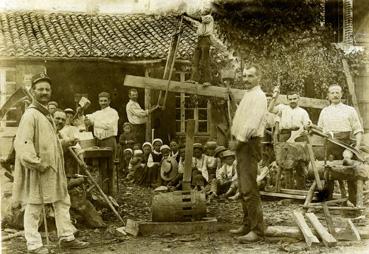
[13,73,89,254]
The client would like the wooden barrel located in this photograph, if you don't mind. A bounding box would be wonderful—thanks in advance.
[152,190,206,222]
[355,64,369,133]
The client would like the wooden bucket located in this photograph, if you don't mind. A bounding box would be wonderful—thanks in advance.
[151,190,206,222]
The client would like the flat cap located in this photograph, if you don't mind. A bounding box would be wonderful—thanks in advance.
[64,108,75,114]
[98,92,110,99]
[48,101,58,107]
[193,143,203,149]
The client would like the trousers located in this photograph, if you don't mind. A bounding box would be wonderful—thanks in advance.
[24,194,76,250]
[236,138,265,236]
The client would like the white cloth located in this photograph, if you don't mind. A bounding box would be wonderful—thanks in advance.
[274,104,311,130]
[24,195,76,251]
[317,103,363,135]
[231,86,267,142]
[126,100,148,125]
[87,106,119,140]
[147,150,161,168]
[216,161,237,182]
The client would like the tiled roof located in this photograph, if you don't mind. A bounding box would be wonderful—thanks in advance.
[0,12,197,60]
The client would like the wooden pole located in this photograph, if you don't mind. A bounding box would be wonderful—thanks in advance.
[183,119,195,191]
[306,135,323,190]
[292,210,319,246]
[305,213,337,247]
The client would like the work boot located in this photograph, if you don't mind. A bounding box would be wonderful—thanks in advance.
[237,231,260,243]
[229,225,249,235]
[59,239,89,249]
[27,246,49,254]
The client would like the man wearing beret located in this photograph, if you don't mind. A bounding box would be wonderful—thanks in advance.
[13,73,89,254]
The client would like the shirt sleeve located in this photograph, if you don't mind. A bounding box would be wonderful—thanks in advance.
[349,108,364,135]
[216,165,224,181]
[317,108,326,130]
[302,109,311,126]
[128,102,148,118]
[94,109,119,130]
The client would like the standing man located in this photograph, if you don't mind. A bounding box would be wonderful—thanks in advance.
[269,89,311,189]
[318,84,363,203]
[13,73,88,254]
[126,88,158,143]
[86,92,119,157]
[229,64,267,243]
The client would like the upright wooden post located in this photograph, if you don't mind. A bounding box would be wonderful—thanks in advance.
[144,69,151,141]
[183,119,195,191]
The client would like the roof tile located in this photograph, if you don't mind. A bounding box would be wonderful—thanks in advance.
[0,11,197,60]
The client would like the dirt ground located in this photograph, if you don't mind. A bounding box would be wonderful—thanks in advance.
[2,179,369,254]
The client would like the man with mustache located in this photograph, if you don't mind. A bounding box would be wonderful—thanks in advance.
[229,64,267,243]
[318,84,363,203]
[13,73,89,254]
[269,89,311,189]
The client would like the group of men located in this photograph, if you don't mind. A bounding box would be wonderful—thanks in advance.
[229,64,363,243]
[10,62,364,252]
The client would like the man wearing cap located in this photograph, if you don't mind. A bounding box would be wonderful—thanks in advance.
[229,64,267,242]
[47,101,58,115]
[318,84,363,203]
[13,73,89,254]
[64,108,75,126]
[126,88,158,144]
[86,92,119,157]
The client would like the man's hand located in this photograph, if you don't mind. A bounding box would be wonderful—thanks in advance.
[38,161,50,173]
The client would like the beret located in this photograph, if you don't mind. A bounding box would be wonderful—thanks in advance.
[123,148,133,154]
[31,73,51,87]
[142,142,153,149]
[160,144,171,151]
[152,138,163,145]
[133,149,143,156]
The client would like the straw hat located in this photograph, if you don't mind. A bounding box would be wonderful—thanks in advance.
[160,157,178,181]
[221,150,235,158]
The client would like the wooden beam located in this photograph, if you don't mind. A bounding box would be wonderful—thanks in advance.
[336,219,361,241]
[144,69,152,141]
[260,191,312,200]
[124,75,329,109]
[322,202,336,237]
[292,211,320,246]
[306,135,323,190]
[183,119,195,191]
[303,205,364,211]
[125,218,217,237]
[305,213,337,247]
[342,59,363,124]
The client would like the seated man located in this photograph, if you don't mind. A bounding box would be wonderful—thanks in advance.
[269,88,311,189]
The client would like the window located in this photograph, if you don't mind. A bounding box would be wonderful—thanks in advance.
[0,68,19,128]
[174,72,210,135]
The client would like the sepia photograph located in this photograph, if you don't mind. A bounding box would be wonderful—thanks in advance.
[0,0,369,253]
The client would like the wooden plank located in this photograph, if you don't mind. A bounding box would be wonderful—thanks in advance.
[303,205,364,211]
[322,202,336,237]
[292,211,320,246]
[183,119,195,191]
[264,225,369,240]
[356,179,364,208]
[304,181,317,206]
[342,59,363,124]
[336,219,361,241]
[260,191,310,200]
[124,75,329,109]
[125,218,217,237]
[305,213,337,247]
